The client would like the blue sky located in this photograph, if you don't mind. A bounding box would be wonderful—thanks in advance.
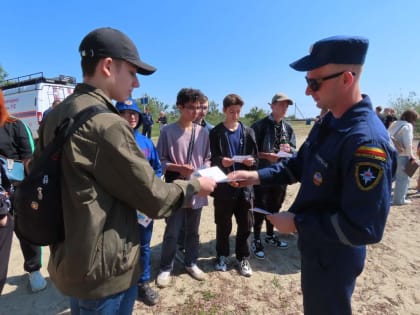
[1,1,419,118]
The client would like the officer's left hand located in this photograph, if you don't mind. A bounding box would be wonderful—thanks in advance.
[267,212,297,234]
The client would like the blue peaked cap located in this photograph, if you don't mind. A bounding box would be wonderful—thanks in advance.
[115,97,143,129]
[290,35,369,71]
[115,97,142,114]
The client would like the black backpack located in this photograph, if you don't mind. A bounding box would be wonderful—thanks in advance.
[14,106,109,246]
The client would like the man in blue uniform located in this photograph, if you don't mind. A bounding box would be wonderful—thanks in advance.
[227,36,397,315]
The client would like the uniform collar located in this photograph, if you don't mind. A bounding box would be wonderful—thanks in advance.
[328,95,372,132]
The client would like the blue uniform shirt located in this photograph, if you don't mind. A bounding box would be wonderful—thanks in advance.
[258,95,397,248]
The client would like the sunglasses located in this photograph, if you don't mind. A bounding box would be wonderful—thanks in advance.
[305,71,355,92]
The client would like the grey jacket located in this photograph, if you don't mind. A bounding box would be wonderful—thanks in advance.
[35,84,200,299]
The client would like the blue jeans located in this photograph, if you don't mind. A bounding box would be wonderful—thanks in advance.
[393,155,410,204]
[70,285,137,315]
[139,220,153,283]
[160,207,202,271]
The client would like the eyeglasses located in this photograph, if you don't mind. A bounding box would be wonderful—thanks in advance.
[305,71,355,92]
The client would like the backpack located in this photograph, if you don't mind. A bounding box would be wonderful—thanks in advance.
[13,106,109,246]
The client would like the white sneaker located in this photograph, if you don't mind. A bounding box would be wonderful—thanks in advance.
[29,270,47,292]
[215,256,228,272]
[185,264,206,281]
[156,271,171,288]
[239,259,253,277]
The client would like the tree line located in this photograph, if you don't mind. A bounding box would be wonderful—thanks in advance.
[1,66,419,133]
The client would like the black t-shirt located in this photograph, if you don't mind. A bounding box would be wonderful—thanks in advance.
[0,119,32,160]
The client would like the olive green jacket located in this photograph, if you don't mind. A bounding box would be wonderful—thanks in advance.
[35,84,200,299]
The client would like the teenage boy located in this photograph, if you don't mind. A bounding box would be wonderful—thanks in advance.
[250,93,296,259]
[34,27,216,314]
[209,93,258,277]
[176,94,214,263]
[116,97,161,306]
[156,88,211,287]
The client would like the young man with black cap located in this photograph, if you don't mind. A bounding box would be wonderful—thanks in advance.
[33,27,216,314]
[250,92,295,259]
[227,36,397,314]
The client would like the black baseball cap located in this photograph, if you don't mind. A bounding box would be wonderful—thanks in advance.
[79,27,156,75]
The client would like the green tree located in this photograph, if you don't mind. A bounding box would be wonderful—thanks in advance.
[388,91,420,114]
[243,106,268,126]
[388,91,420,134]
[0,65,8,81]
[206,100,224,126]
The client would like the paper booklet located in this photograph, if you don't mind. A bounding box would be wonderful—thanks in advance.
[276,151,293,158]
[249,207,272,215]
[232,155,253,163]
[194,166,249,183]
[194,166,228,183]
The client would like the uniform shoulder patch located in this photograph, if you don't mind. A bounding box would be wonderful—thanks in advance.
[355,162,384,191]
[354,145,387,162]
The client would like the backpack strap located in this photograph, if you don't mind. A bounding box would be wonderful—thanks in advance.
[22,121,35,153]
[31,106,110,174]
[53,105,111,148]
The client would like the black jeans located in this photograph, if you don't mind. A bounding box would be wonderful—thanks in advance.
[253,184,287,240]
[214,196,254,261]
[16,231,42,273]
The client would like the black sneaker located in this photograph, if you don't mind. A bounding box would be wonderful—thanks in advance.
[138,282,160,306]
[264,235,288,249]
[251,239,265,259]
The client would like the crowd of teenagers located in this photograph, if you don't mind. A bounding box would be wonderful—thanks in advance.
[0,27,419,315]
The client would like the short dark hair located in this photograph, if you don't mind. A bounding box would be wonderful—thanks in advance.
[400,109,419,124]
[81,57,101,77]
[81,58,124,77]
[176,88,204,107]
[200,95,208,104]
[223,93,244,109]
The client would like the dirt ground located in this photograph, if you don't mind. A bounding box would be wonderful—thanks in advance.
[1,127,419,315]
